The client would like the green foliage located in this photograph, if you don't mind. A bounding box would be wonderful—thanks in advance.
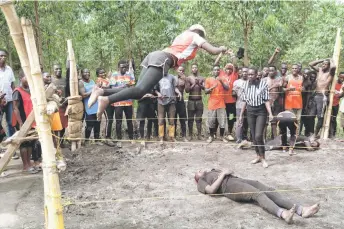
[1,0,344,77]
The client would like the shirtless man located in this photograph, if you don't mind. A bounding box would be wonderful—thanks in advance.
[185,63,205,140]
[309,58,336,137]
[174,66,188,141]
[195,168,320,224]
[265,65,283,139]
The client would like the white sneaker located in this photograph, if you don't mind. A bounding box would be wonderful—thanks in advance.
[206,136,213,143]
[222,137,229,143]
[227,134,235,141]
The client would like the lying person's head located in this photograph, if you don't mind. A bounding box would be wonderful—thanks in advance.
[194,170,206,182]
[310,140,320,149]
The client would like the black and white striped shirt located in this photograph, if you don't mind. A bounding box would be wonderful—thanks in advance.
[242,80,270,107]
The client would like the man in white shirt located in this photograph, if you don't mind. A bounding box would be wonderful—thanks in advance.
[0,49,15,137]
[233,67,249,145]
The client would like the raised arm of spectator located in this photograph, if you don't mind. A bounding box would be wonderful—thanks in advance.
[268,47,281,65]
[309,59,325,72]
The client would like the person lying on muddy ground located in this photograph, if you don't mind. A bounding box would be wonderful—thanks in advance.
[265,110,320,154]
[195,168,320,224]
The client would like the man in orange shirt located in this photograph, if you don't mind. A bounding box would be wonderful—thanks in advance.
[329,72,344,138]
[205,65,229,143]
[283,64,303,122]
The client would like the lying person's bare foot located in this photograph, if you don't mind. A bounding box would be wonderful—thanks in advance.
[289,148,296,156]
[88,85,104,108]
[250,157,261,164]
[302,203,320,218]
[282,204,296,224]
[97,96,109,121]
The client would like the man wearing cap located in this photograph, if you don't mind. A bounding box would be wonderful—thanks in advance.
[89,24,230,120]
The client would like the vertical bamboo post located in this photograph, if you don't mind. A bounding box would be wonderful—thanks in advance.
[67,40,81,151]
[21,18,65,229]
[322,28,341,139]
[0,1,38,115]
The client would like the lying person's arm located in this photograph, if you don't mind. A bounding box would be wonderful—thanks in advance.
[201,170,233,194]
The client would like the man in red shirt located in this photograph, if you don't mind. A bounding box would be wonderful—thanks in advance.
[329,72,344,138]
[221,63,238,141]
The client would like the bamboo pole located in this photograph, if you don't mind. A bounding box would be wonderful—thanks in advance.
[0,1,38,116]
[322,28,341,139]
[67,40,81,151]
[21,18,65,229]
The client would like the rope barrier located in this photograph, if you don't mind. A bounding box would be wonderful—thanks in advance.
[46,132,344,151]
[64,113,344,121]
[62,186,344,206]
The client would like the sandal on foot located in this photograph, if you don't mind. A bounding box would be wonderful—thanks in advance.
[23,167,38,174]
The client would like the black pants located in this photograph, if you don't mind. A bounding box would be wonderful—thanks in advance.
[247,105,267,157]
[279,121,297,147]
[187,100,203,136]
[223,177,301,217]
[105,106,115,138]
[175,100,187,137]
[329,105,339,138]
[85,113,101,140]
[114,106,134,140]
[313,94,327,136]
[225,103,236,134]
[137,102,158,139]
[32,141,42,162]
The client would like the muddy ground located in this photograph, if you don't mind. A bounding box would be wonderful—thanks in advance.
[1,139,344,229]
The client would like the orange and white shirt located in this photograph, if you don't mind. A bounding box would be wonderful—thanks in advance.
[109,72,136,107]
[163,31,206,66]
[96,77,110,88]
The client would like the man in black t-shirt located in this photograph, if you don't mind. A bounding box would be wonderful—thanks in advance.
[194,169,320,224]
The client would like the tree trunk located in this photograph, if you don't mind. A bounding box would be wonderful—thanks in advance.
[243,25,249,66]
[5,34,13,67]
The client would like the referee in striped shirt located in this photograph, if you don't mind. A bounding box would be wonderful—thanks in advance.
[239,67,273,168]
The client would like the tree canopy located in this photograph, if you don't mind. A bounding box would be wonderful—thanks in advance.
[1,0,343,76]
